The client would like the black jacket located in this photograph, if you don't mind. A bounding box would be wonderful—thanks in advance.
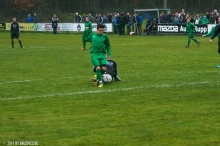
[118,13,127,25]
[52,17,58,28]
[10,21,20,34]
[74,15,82,23]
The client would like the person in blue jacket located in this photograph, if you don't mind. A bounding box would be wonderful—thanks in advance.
[137,13,143,34]
[26,14,32,23]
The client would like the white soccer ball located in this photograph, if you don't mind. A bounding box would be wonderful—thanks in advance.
[102,74,112,82]
[130,31,135,36]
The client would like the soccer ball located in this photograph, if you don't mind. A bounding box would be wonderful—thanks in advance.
[102,74,112,82]
[130,31,135,36]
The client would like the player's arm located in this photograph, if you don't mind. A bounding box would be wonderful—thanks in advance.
[203,24,217,37]
[210,24,220,41]
[17,22,20,34]
[10,22,12,33]
[89,22,93,33]
[104,35,111,57]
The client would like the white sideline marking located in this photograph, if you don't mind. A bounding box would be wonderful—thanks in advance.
[0,71,219,85]
[0,80,219,101]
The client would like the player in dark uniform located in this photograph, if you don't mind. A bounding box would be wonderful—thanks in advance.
[91,59,121,86]
[52,14,58,34]
[11,17,23,49]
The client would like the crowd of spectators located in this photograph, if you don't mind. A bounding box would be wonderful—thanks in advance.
[160,9,220,25]
[24,8,220,35]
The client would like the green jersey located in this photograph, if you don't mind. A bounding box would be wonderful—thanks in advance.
[83,21,92,36]
[89,33,111,57]
[205,24,220,38]
[186,22,195,38]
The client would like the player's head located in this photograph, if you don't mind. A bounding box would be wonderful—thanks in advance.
[97,24,105,35]
[85,16,89,22]
[12,17,16,22]
[186,18,190,23]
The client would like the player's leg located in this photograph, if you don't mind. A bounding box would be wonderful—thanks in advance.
[17,36,23,48]
[186,38,190,48]
[192,37,200,46]
[113,62,121,81]
[11,38,14,49]
[91,54,103,87]
[217,39,220,68]
[81,35,86,50]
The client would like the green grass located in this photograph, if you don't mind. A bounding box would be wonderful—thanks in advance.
[0,31,220,146]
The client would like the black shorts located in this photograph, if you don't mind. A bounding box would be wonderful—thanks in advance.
[11,33,19,39]
[106,70,115,78]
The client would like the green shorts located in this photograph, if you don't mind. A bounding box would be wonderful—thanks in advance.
[91,53,107,67]
[188,32,194,38]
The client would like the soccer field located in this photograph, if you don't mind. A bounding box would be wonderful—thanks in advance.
[0,32,220,145]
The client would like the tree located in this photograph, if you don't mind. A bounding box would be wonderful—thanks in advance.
[12,0,35,11]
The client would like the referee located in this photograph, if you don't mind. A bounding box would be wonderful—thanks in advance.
[11,17,23,49]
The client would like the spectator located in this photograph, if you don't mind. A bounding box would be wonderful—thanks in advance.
[97,13,103,25]
[143,17,153,35]
[118,11,127,35]
[179,14,186,24]
[126,12,130,24]
[166,11,172,23]
[209,14,216,24]
[103,14,107,23]
[107,13,112,23]
[214,9,218,17]
[113,14,118,34]
[137,12,143,34]
[32,13,38,23]
[173,13,180,24]
[26,14,32,23]
[88,13,94,23]
[126,13,134,34]
[94,14,99,24]
[199,16,209,24]
[74,12,82,23]
[160,12,166,23]
[206,11,210,20]
[179,9,186,17]
[52,14,58,34]
[171,12,175,23]
[152,17,159,35]
[194,14,200,24]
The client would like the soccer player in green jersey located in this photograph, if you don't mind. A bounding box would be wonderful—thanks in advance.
[89,24,111,87]
[202,16,220,67]
[185,18,200,48]
[81,16,93,50]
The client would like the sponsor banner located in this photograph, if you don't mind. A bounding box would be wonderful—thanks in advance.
[6,23,112,32]
[0,22,5,29]
[158,24,208,34]
[72,23,112,32]
[207,24,216,32]
[36,23,61,31]
[6,23,37,31]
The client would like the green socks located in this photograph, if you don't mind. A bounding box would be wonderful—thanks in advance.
[96,69,102,82]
